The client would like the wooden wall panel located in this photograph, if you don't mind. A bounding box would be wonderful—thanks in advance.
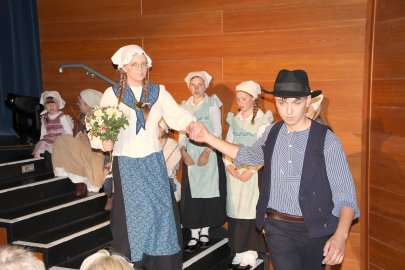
[369,213,405,252]
[372,80,405,107]
[142,0,365,14]
[144,26,365,60]
[370,133,405,165]
[222,55,364,81]
[223,3,365,33]
[37,0,141,20]
[37,0,367,268]
[375,0,405,21]
[368,4,405,266]
[40,11,223,40]
[370,187,405,224]
[370,239,405,269]
[370,161,405,194]
[373,48,405,79]
[40,39,142,61]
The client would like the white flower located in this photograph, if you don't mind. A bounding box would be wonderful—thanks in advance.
[94,109,103,117]
[106,107,115,117]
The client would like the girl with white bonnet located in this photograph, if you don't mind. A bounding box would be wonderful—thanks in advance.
[180,71,226,253]
[89,44,195,269]
[33,91,73,170]
[52,89,104,197]
[224,81,272,269]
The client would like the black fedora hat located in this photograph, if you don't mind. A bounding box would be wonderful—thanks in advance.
[262,69,322,98]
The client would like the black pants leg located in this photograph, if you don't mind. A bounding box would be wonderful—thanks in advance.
[264,218,329,270]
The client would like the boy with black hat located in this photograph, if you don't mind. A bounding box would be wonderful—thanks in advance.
[187,69,359,270]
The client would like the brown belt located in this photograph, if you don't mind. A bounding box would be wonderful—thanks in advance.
[266,208,304,223]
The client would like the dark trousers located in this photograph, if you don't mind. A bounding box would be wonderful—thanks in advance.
[264,218,330,270]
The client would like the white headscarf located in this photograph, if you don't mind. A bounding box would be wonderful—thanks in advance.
[111,45,152,69]
[80,89,103,108]
[310,94,324,112]
[184,71,212,88]
[236,81,261,99]
[40,91,65,109]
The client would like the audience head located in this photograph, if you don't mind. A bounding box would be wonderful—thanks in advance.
[0,245,45,270]
[80,249,134,270]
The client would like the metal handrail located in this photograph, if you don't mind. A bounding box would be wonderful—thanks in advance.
[58,63,117,86]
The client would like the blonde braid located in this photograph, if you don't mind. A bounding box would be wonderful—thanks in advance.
[251,99,258,125]
[117,69,127,105]
[142,74,150,120]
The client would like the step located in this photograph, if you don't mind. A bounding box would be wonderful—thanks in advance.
[0,193,107,244]
[0,176,74,216]
[184,238,265,270]
[0,157,53,189]
[0,144,34,163]
[13,219,112,268]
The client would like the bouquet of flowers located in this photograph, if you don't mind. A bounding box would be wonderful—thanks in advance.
[85,106,129,142]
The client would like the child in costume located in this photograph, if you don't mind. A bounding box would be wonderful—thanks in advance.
[33,91,73,170]
[179,71,226,253]
[224,81,272,269]
[89,45,195,270]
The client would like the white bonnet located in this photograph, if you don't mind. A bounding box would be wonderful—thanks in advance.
[111,45,152,69]
[80,89,103,108]
[184,71,212,88]
[40,91,65,109]
[236,81,261,99]
[310,94,324,112]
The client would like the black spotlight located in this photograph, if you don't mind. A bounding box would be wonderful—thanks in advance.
[5,93,42,145]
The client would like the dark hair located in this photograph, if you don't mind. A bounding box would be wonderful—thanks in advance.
[44,97,56,104]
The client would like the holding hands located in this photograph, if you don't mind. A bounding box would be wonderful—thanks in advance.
[187,122,209,143]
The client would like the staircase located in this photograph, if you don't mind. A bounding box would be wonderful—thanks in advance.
[0,144,266,270]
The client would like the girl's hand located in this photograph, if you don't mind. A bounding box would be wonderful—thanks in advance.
[226,164,239,178]
[187,122,209,143]
[238,170,253,182]
[102,140,114,151]
[198,148,211,166]
[181,147,195,166]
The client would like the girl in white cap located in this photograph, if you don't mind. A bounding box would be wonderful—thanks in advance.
[180,71,226,253]
[52,89,105,197]
[33,91,73,170]
[89,45,195,270]
[224,81,273,269]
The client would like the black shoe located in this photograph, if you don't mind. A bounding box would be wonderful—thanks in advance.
[199,234,210,248]
[184,238,199,253]
[237,265,252,270]
[228,262,240,270]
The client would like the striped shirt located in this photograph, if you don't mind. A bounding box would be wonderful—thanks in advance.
[234,123,360,218]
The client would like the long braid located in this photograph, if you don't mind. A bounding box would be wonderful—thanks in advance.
[117,69,127,105]
[142,72,150,121]
[251,99,258,125]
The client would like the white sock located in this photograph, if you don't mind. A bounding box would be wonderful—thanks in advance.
[200,227,209,242]
[240,250,258,267]
[232,252,244,265]
[189,229,200,245]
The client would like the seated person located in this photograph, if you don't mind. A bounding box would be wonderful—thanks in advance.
[80,249,135,270]
[33,91,73,170]
[0,245,45,270]
[52,89,106,197]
